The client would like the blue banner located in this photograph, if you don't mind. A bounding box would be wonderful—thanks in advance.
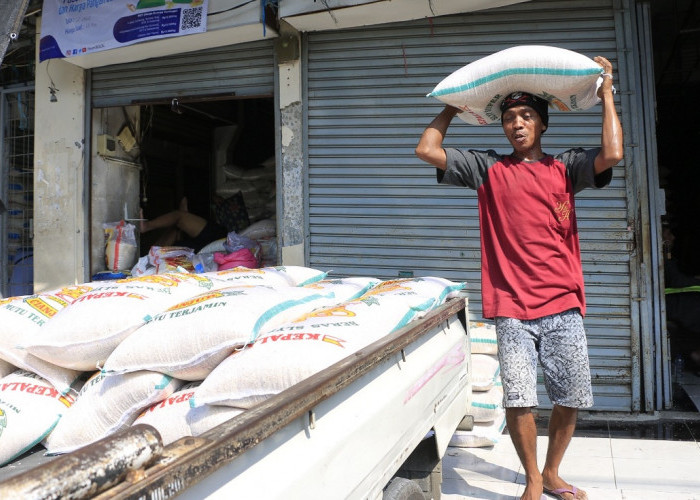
[40,0,209,62]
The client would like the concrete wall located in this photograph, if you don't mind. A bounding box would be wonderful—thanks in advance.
[278,27,305,266]
[33,56,86,291]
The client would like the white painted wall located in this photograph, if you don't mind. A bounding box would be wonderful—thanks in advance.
[33,56,87,291]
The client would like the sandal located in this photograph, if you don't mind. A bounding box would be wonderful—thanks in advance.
[544,485,585,499]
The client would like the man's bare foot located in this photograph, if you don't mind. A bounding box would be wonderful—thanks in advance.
[521,474,543,500]
[521,485,544,500]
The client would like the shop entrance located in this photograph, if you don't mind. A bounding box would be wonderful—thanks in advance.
[651,0,700,410]
[136,96,277,266]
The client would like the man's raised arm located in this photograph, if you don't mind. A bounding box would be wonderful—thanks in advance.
[415,105,460,170]
[593,55,624,174]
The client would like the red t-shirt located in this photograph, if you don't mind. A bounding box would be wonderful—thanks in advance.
[440,148,611,320]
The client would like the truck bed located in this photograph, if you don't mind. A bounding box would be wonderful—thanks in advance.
[0,297,471,499]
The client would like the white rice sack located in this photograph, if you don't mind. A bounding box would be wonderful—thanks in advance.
[102,285,335,381]
[132,381,200,446]
[471,353,500,392]
[470,383,503,423]
[302,276,380,304]
[187,405,244,437]
[0,286,90,394]
[0,359,16,378]
[203,266,327,288]
[24,273,223,371]
[470,321,498,355]
[45,371,182,455]
[0,370,77,466]
[428,45,603,125]
[239,218,276,240]
[192,286,458,409]
[360,277,465,310]
[449,409,506,448]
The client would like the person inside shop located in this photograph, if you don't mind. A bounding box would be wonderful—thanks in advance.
[414,56,623,500]
[139,197,228,253]
[663,220,700,375]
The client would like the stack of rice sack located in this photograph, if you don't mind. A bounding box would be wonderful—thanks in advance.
[131,276,464,445]
[0,272,227,457]
[189,277,464,413]
[0,269,465,458]
[0,267,311,457]
[128,275,386,443]
[449,321,506,448]
[0,267,371,454]
[0,284,92,465]
[0,285,92,396]
[41,266,332,454]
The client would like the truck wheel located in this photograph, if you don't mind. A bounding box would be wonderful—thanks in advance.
[383,477,426,500]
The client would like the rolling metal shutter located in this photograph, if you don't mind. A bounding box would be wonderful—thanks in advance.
[305,0,636,411]
[90,39,275,107]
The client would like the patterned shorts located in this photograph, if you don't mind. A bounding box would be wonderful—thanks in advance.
[495,309,593,408]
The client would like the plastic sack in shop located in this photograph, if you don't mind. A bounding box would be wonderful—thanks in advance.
[104,221,137,272]
[148,246,195,273]
[213,248,258,271]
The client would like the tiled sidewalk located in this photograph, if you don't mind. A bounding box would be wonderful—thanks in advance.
[442,398,700,499]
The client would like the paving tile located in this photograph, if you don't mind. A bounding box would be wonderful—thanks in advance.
[614,457,700,492]
[444,417,700,499]
[441,477,521,499]
[443,447,520,482]
[465,437,518,461]
[534,436,612,459]
[581,487,623,499]
[620,489,700,500]
[516,455,616,491]
[610,436,700,460]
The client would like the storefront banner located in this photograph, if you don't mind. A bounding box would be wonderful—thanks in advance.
[39,0,209,62]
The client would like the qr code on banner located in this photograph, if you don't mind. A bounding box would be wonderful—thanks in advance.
[181,7,203,31]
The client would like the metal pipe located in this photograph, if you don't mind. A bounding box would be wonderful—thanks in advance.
[0,425,162,500]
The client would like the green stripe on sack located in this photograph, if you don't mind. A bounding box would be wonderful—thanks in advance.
[295,272,328,287]
[389,298,436,332]
[347,281,380,301]
[428,67,602,97]
[472,402,500,409]
[472,338,498,344]
[155,375,174,390]
[249,292,333,343]
[436,283,466,305]
[3,417,62,466]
